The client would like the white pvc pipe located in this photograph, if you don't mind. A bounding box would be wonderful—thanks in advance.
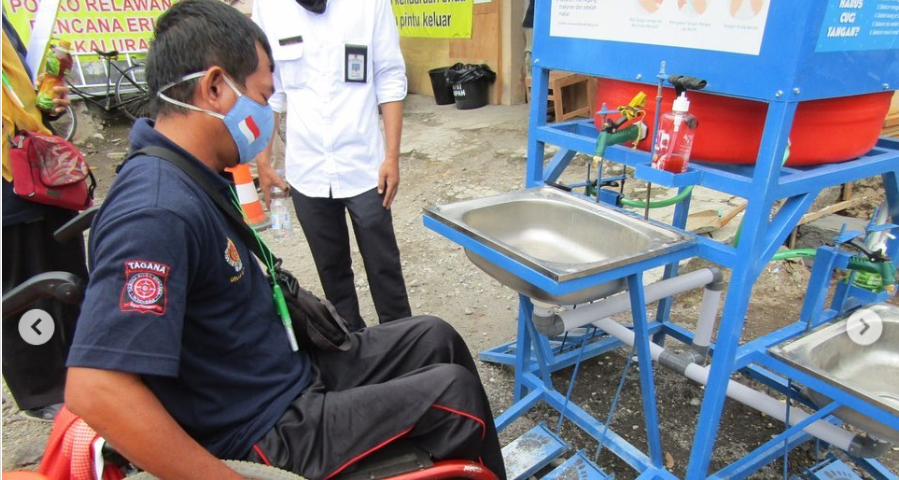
[692,287,723,351]
[592,318,857,452]
[560,268,718,332]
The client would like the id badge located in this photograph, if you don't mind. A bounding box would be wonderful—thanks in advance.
[345,44,367,83]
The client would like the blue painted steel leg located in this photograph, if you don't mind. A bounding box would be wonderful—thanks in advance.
[653,185,694,346]
[883,171,899,263]
[798,248,840,330]
[754,192,819,276]
[526,66,550,189]
[544,149,578,184]
[627,273,664,467]
[514,295,534,402]
[685,101,799,480]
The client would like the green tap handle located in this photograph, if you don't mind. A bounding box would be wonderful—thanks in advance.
[848,255,897,288]
[879,262,896,287]
[272,284,299,351]
[595,123,643,158]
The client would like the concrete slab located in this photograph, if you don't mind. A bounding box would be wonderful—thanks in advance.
[796,214,868,250]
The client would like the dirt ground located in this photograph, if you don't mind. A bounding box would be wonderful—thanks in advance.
[3,94,897,478]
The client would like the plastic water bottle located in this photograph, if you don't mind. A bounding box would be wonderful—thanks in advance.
[270,170,291,239]
[35,40,73,112]
[651,93,697,174]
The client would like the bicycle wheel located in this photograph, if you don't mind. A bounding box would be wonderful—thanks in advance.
[47,103,78,142]
[115,64,152,121]
[125,460,307,480]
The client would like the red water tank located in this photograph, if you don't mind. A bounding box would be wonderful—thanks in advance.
[593,79,893,166]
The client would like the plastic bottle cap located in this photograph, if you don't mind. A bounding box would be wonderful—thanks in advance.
[673,93,690,113]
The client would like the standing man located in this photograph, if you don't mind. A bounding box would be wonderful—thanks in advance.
[253,0,411,331]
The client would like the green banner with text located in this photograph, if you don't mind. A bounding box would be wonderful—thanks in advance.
[392,0,471,38]
[1,0,244,55]
[2,0,176,54]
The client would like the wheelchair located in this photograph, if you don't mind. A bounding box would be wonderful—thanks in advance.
[3,206,499,480]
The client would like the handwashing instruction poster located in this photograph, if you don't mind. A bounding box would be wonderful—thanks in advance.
[815,0,899,52]
[549,0,771,55]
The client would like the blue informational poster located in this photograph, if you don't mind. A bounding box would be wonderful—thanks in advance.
[816,0,899,52]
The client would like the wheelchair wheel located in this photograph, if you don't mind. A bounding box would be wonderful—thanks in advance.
[125,460,306,480]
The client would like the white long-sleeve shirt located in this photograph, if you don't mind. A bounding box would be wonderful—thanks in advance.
[252,0,407,198]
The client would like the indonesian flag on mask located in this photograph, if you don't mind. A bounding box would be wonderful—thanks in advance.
[237,116,261,144]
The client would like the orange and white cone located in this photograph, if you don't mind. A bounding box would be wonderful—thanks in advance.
[226,163,270,231]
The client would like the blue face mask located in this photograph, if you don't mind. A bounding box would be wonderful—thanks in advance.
[158,71,274,164]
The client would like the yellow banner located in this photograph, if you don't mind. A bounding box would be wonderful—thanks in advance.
[392,0,472,39]
[2,0,178,55]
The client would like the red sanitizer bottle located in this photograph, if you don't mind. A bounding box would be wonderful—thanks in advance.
[651,93,697,174]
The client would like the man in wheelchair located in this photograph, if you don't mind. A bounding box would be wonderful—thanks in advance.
[64,2,505,479]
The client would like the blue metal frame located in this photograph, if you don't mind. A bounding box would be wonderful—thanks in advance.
[424,1,899,479]
[529,2,899,102]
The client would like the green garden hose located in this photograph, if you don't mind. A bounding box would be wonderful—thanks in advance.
[771,249,817,261]
[620,185,694,209]
[764,250,895,292]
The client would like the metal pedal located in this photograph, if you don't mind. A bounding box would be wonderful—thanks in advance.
[792,454,863,480]
[502,423,569,480]
[541,451,614,480]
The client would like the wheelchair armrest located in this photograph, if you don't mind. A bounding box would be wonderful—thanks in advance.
[54,205,100,243]
[2,272,84,319]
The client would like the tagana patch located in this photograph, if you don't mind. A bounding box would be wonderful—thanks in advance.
[120,260,170,315]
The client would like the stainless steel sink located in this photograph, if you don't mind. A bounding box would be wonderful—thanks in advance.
[423,187,694,304]
[770,304,899,444]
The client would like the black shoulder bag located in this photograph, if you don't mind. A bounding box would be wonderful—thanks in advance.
[124,147,352,352]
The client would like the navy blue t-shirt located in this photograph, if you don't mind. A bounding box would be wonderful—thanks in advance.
[68,119,311,459]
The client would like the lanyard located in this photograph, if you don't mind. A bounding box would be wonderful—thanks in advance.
[1,71,25,108]
[230,186,299,352]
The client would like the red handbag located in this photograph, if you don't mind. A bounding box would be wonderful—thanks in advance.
[8,130,95,211]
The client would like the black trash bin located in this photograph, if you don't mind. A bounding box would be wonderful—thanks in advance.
[445,63,496,110]
[428,67,455,105]
[452,79,489,110]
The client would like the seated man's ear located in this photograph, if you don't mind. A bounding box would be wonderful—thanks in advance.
[194,67,232,112]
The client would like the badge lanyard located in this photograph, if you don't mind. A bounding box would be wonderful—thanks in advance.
[230,186,300,352]
[1,71,26,108]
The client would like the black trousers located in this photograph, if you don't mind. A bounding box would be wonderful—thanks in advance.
[246,316,506,480]
[2,208,87,410]
[291,187,411,330]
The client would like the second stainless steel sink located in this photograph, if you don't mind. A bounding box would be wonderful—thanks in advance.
[770,303,899,444]
[424,187,694,304]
